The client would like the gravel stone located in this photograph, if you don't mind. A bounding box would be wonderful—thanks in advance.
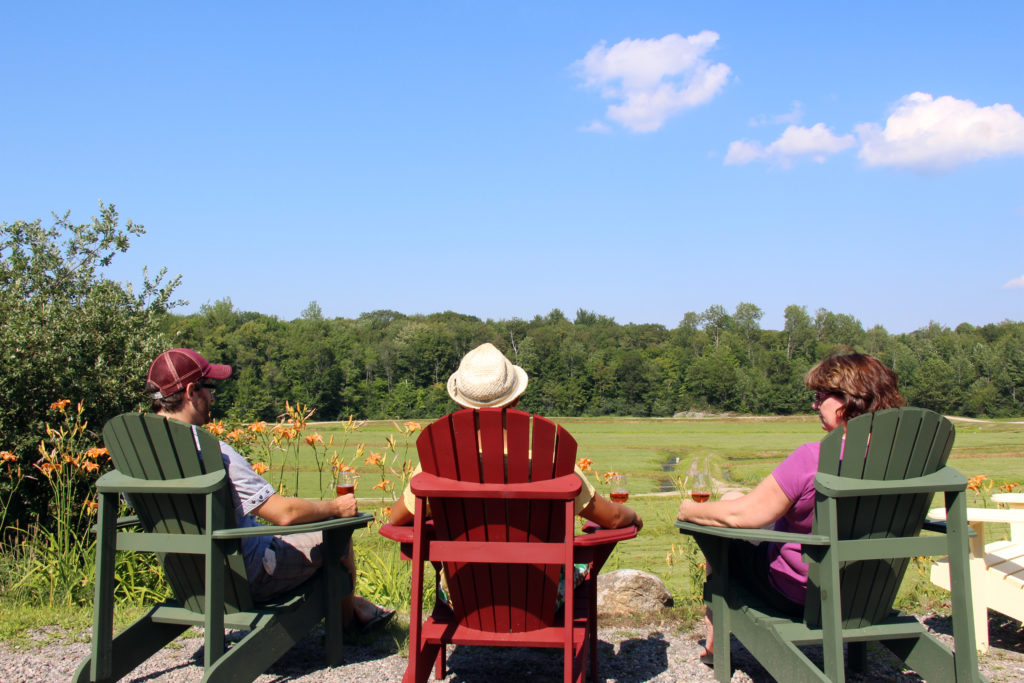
[2,614,1021,682]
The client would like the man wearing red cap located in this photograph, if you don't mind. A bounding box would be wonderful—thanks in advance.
[145,348,394,630]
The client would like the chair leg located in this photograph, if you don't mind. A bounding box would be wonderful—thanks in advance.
[434,644,446,680]
[848,641,866,674]
[73,609,188,683]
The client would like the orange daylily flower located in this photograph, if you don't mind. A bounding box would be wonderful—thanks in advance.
[85,447,109,460]
[49,399,71,412]
[81,461,100,473]
[365,451,383,467]
[404,422,422,434]
[372,481,390,491]
[601,471,620,483]
[226,429,247,442]
[1000,482,1019,493]
[206,420,226,436]
[577,457,593,471]
[305,433,324,446]
[967,475,990,492]
[252,462,270,475]
[248,421,268,434]
[84,500,99,514]
[0,451,16,463]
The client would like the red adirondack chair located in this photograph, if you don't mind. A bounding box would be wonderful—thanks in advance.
[380,407,637,683]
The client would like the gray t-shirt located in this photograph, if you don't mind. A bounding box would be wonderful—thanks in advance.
[193,428,276,580]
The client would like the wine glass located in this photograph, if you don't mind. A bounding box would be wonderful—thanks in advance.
[334,470,358,497]
[608,473,629,503]
[689,458,711,503]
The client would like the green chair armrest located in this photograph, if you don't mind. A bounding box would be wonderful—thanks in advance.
[96,469,227,494]
[88,515,142,536]
[212,513,374,539]
[814,466,966,498]
[676,520,830,546]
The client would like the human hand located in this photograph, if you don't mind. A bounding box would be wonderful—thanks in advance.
[332,493,358,518]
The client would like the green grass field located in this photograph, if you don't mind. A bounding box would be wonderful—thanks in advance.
[261,414,1024,617]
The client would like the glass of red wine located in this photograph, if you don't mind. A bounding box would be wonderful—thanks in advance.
[609,473,628,503]
[690,472,710,503]
[335,470,358,497]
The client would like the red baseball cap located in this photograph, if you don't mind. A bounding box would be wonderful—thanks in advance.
[146,348,232,399]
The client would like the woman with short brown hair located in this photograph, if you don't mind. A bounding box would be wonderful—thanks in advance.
[678,352,904,665]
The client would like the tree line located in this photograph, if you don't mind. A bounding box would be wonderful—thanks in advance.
[167,299,1024,422]
[3,206,1021,527]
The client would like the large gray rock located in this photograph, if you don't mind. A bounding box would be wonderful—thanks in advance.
[596,569,674,617]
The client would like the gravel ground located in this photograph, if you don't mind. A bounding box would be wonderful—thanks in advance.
[3,614,1022,682]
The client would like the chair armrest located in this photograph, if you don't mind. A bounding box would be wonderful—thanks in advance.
[96,469,227,494]
[927,506,1024,525]
[213,513,373,539]
[923,518,980,538]
[379,522,416,544]
[574,524,638,548]
[676,520,831,546]
[410,472,581,500]
[814,466,966,498]
[88,515,142,535]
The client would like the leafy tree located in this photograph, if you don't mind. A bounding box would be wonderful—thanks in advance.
[783,305,815,361]
[0,204,179,518]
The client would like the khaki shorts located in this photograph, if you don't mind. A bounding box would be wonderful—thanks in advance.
[249,531,327,602]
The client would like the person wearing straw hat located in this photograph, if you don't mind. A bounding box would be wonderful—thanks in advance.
[390,343,642,532]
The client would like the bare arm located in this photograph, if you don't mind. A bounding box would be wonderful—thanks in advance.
[580,493,643,531]
[389,497,414,526]
[254,492,357,526]
[677,474,793,528]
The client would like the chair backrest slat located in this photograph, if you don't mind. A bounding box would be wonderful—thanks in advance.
[805,408,954,628]
[103,414,252,613]
[415,408,577,633]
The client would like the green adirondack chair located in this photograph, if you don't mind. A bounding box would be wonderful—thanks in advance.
[73,413,373,683]
[677,407,984,683]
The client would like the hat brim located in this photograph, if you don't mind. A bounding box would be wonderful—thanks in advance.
[205,363,233,380]
[447,365,528,409]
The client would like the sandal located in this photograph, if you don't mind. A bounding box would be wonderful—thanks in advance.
[355,604,395,632]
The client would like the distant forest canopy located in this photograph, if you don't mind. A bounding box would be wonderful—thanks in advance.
[164,299,1024,422]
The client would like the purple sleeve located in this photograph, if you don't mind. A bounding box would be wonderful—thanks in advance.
[772,442,819,504]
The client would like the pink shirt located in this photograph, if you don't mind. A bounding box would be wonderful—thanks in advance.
[767,442,821,604]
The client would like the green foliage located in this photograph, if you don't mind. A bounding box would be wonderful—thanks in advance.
[166,300,1024,422]
[0,203,180,523]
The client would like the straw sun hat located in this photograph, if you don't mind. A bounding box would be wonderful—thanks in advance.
[446,343,528,409]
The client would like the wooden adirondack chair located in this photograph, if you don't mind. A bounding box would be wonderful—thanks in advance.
[929,492,1024,652]
[677,407,984,683]
[381,407,637,683]
[73,413,373,683]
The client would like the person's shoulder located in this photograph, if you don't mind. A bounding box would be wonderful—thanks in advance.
[775,441,820,475]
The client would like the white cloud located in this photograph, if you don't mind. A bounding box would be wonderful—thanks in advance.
[579,120,611,134]
[724,123,855,166]
[749,101,804,127]
[573,32,731,133]
[856,92,1024,170]
[1003,275,1024,289]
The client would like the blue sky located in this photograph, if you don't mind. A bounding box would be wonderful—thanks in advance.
[2,2,1022,333]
